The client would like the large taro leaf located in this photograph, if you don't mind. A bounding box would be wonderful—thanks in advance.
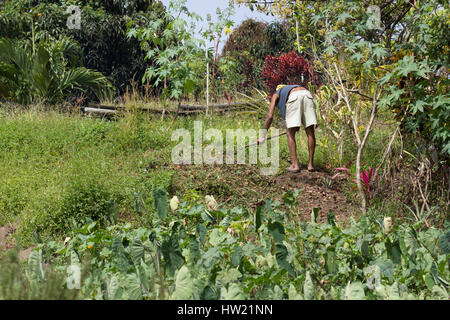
[220,283,245,300]
[202,247,221,269]
[403,226,418,258]
[153,188,168,221]
[303,271,315,300]
[123,274,142,300]
[231,246,243,267]
[273,285,284,300]
[325,247,338,274]
[360,239,370,259]
[188,235,200,261]
[111,238,132,273]
[265,199,274,216]
[161,233,185,276]
[196,224,207,245]
[208,228,234,246]
[107,275,120,300]
[216,268,242,286]
[376,259,394,281]
[28,249,45,282]
[130,238,145,265]
[254,205,264,232]
[201,210,215,223]
[364,264,381,290]
[288,284,304,300]
[171,265,195,300]
[200,285,217,300]
[275,243,296,277]
[385,238,402,265]
[438,231,450,255]
[432,285,449,299]
[344,281,365,300]
[268,221,285,243]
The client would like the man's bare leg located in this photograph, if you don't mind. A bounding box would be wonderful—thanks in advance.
[286,127,300,171]
[305,125,316,171]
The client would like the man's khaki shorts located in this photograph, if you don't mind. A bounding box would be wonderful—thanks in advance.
[285,90,318,129]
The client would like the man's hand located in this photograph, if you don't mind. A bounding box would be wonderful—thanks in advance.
[257,136,266,145]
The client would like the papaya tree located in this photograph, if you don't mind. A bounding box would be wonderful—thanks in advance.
[127,0,203,117]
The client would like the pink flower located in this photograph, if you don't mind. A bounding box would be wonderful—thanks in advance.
[361,167,374,195]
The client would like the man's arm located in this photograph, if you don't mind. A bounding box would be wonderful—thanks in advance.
[258,93,279,143]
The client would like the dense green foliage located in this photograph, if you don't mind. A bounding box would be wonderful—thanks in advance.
[127,0,203,101]
[0,0,448,301]
[221,19,296,89]
[0,0,165,94]
[0,38,113,103]
[0,108,406,246]
[241,0,450,159]
[4,191,449,300]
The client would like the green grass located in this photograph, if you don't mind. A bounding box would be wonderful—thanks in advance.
[0,109,176,245]
[0,106,401,246]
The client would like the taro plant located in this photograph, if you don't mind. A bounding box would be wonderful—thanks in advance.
[22,188,450,300]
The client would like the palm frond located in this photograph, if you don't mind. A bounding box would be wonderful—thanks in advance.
[58,67,114,101]
[0,37,115,104]
[236,87,270,117]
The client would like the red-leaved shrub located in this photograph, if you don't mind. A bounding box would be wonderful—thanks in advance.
[262,51,320,96]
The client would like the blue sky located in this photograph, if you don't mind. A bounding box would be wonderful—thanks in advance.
[159,0,276,52]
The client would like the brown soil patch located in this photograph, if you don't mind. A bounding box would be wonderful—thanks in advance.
[170,163,359,225]
[271,166,358,223]
[0,224,16,251]
[0,223,34,261]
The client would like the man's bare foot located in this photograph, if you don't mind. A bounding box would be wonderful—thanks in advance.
[307,164,315,172]
[287,165,300,173]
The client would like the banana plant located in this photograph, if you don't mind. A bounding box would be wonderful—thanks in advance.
[0,38,114,104]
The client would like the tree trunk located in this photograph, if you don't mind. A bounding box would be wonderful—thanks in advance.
[295,16,301,53]
[356,146,366,215]
[162,77,167,120]
[206,48,210,115]
[355,89,380,215]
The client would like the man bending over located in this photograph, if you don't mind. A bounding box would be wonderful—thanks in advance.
[258,84,318,172]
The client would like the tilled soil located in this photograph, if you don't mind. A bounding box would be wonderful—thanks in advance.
[171,163,359,225]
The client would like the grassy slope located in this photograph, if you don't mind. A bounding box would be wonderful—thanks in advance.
[0,107,399,246]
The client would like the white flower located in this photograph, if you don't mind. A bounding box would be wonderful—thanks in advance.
[170,196,179,212]
[227,228,236,237]
[383,217,392,234]
[205,195,218,211]
[64,237,71,245]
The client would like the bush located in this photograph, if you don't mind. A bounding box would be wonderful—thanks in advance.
[54,177,115,232]
[262,51,320,96]
[221,19,296,90]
